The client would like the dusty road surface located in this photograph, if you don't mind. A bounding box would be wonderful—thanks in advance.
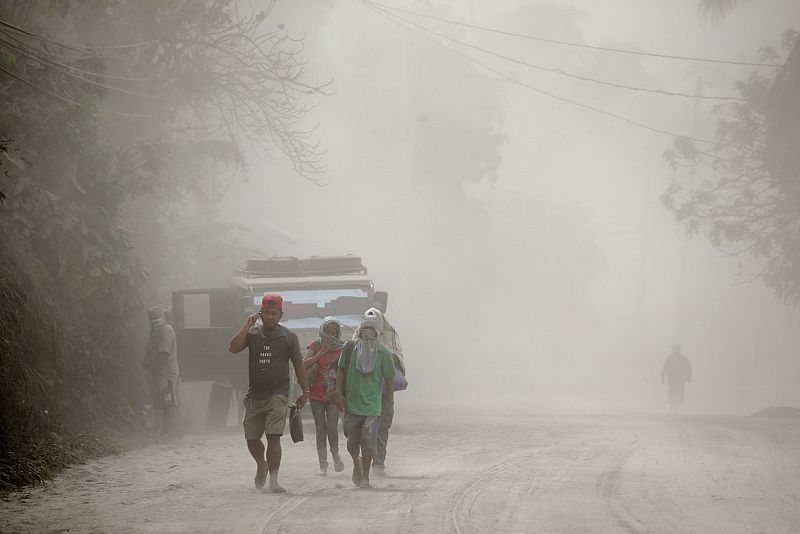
[2,406,799,533]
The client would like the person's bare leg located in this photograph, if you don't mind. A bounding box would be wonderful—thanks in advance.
[247,439,268,489]
[360,455,373,488]
[163,406,180,436]
[350,451,362,486]
[265,434,285,493]
[326,403,343,471]
[346,419,362,486]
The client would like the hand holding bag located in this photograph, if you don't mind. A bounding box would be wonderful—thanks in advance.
[289,404,303,443]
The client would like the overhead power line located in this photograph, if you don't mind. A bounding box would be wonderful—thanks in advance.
[0,37,156,99]
[364,1,758,163]
[0,64,80,105]
[0,18,160,52]
[374,7,744,102]
[1,62,154,117]
[0,24,158,100]
[363,0,780,68]
[0,33,152,83]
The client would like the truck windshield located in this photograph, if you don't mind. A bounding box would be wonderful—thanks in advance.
[251,288,370,320]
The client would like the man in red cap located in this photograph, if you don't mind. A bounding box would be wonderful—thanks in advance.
[229,294,310,493]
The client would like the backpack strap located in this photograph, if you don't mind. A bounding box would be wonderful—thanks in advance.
[342,340,355,368]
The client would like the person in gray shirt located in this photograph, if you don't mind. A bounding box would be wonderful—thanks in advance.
[229,294,310,493]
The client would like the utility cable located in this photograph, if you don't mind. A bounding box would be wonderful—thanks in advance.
[365,2,757,160]
[0,64,79,105]
[0,32,153,82]
[0,59,154,117]
[374,8,744,102]
[0,36,157,99]
[362,0,780,68]
[0,18,159,52]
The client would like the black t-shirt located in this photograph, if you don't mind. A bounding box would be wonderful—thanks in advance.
[245,325,302,399]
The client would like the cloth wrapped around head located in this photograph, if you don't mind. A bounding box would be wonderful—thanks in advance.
[148,306,166,328]
[362,307,406,375]
[354,315,382,374]
[147,306,166,354]
[317,316,345,350]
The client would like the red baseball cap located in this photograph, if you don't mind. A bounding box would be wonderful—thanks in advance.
[260,294,283,310]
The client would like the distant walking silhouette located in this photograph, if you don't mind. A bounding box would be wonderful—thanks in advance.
[661,345,692,414]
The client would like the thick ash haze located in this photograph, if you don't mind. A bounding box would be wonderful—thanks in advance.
[193,0,800,415]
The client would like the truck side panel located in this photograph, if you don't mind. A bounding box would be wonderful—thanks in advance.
[172,289,247,389]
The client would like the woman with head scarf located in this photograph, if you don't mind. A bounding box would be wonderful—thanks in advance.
[303,317,346,475]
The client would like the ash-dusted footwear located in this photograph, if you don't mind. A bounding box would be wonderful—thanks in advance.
[333,458,345,472]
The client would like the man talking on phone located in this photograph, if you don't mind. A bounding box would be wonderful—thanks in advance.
[229,294,310,493]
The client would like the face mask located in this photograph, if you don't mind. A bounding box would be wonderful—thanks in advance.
[359,328,378,341]
[322,332,339,343]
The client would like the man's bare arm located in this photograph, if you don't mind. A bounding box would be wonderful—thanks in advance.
[303,340,333,368]
[229,313,258,353]
[292,358,310,409]
[334,367,346,411]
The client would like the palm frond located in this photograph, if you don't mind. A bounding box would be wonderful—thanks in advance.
[698,0,746,25]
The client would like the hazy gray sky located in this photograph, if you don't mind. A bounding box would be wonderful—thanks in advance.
[213,0,800,415]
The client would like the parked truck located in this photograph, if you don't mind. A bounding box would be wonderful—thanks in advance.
[171,255,388,428]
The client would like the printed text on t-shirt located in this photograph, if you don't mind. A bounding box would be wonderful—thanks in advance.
[258,343,272,367]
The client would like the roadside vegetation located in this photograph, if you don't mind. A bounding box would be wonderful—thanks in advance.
[0,0,326,491]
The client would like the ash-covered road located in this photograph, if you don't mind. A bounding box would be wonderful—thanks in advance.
[2,407,798,533]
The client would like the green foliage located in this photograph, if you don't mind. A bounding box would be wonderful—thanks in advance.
[0,434,117,491]
[0,229,138,491]
[662,31,800,305]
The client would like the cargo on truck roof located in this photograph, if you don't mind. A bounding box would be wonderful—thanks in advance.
[238,255,367,278]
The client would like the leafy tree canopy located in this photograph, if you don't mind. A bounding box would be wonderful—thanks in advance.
[663,30,800,305]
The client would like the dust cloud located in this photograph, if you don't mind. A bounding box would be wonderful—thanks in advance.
[187,0,800,416]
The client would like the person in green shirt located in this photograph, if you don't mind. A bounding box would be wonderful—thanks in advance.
[334,315,395,488]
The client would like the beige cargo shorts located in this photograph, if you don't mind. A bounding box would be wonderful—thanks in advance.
[242,394,289,440]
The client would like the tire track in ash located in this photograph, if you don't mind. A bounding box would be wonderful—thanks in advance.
[675,421,759,534]
[685,418,799,532]
[492,471,544,533]
[258,481,329,534]
[489,441,574,534]
[381,473,440,534]
[449,455,517,534]
[734,419,800,508]
[380,426,486,534]
[449,451,535,534]
[259,494,311,534]
[449,419,597,533]
[595,433,646,534]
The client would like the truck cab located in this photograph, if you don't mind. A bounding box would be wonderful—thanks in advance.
[171,255,387,427]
